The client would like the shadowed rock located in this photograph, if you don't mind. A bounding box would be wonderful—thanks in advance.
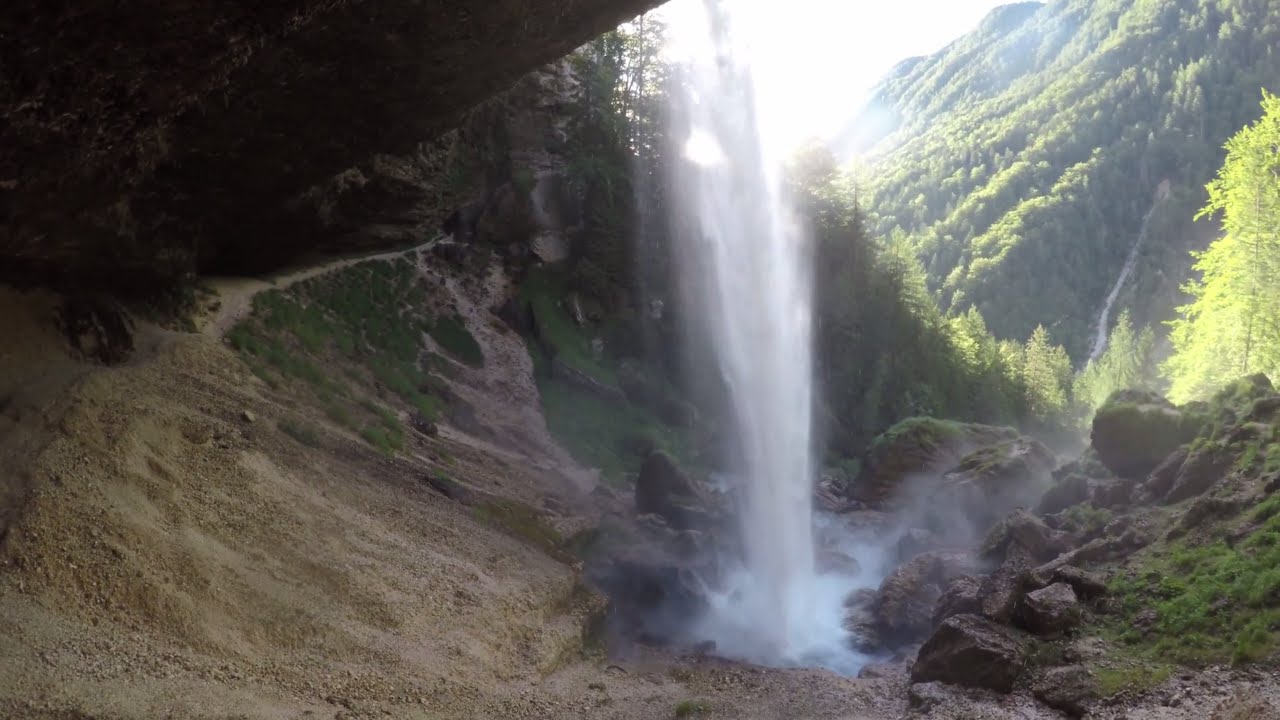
[1092,390,1200,479]
[1017,582,1081,636]
[911,614,1028,692]
[1033,665,1097,717]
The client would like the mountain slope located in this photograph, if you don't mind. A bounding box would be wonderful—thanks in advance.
[854,0,1280,359]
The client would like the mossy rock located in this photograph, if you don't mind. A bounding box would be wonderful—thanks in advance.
[855,417,1019,508]
[1091,390,1201,479]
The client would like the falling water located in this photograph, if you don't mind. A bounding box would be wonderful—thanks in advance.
[1089,180,1171,361]
[663,0,866,672]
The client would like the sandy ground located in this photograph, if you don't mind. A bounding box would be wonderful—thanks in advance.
[4,254,1277,719]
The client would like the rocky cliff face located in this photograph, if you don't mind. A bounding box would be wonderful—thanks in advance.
[0,0,658,293]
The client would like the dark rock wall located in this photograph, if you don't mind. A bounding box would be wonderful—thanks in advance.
[1,0,660,292]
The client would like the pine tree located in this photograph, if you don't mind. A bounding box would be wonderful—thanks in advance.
[1022,325,1072,421]
[1164,92,1280,402]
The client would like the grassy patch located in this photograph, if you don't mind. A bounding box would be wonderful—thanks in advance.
[427,313,484,368]
[519,267,616,385]
[674,699,711,718]
[226,256,448,456]
[279,418,321,448]
[1094,664,1172,697]
[1060,503,1112,535]
[1106,508,1280,665]
[537,376,690,485]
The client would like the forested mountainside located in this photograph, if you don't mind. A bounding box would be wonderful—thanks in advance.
[850,0,1280,360]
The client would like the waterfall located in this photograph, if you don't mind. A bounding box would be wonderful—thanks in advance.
[664,0,865,673]
[1089,181,1170,361]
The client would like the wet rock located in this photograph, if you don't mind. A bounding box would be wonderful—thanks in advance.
[872,551,980,646]
[1038,473,1091,515]
[1091,477,1138,509]
[911,614,1028,693]
[932,575,981,627]
[1165,444,1233,504]
[979,509,1066,564]
[635,451,703,529]
[1032,665,1097,717]
[978,546,1035,624]
[1018,582,1082,636]
[1041,565,1106,603]
[816,547,861,576]
[854,418,1019,509]
[933,438,1056,533]
[1092,390,1200,479]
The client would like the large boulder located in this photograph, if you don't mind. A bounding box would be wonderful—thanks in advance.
[1091,390,1201,479]
[930,438,1056,535]
[932,575,982,627]
[1017,582,1082,636]
[871,551,980,646]
[854,418,1018,509]
[980,509,1067,564]
[1037,472,1092,515]
[1032,665,1097,718]
[911,614,1029,693]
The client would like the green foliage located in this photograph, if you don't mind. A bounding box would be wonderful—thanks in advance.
[520,267,617,385]
[673,699,711,718]
[1073,311,1158,424]
[227,256,446,456]
[858,0,1280,359]
[1060,503,1112,535]
[1164,93,1280,402]
[1107,503,1280,665]
[536,375,688,485]
[427,313,484,368]
[1094,664,1172,697]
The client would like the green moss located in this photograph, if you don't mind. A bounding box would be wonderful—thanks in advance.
[427,313,484,368]
[537,375,690,485]
[360,424,403,456]
[1094,664,1171,697]
[519,267,617,386]
[674,699,711,718]
[1105,511,1280,665]
[1061,503,1112,535]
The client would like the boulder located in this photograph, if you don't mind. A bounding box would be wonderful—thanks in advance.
[635,451,705,529]
[1091,390,1200,478]
[931,438,1056,533]
[1038,473,1091,515]
[1144,447,1190,498]
[980,509,1066,564]
[1039,565,1106,603]
[911,614,1028,693]
[1017,582,1082,636]
[854,418,1019,509]
[932,575,982,627]
[1032,665,1097,718]
[1165,444,1233,504]
[872,551,980,646]
[978,546,1036,624]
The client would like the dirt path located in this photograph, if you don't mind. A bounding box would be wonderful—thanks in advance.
[200,242,440,339]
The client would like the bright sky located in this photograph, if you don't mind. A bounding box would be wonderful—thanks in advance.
[658,0,1014,147]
